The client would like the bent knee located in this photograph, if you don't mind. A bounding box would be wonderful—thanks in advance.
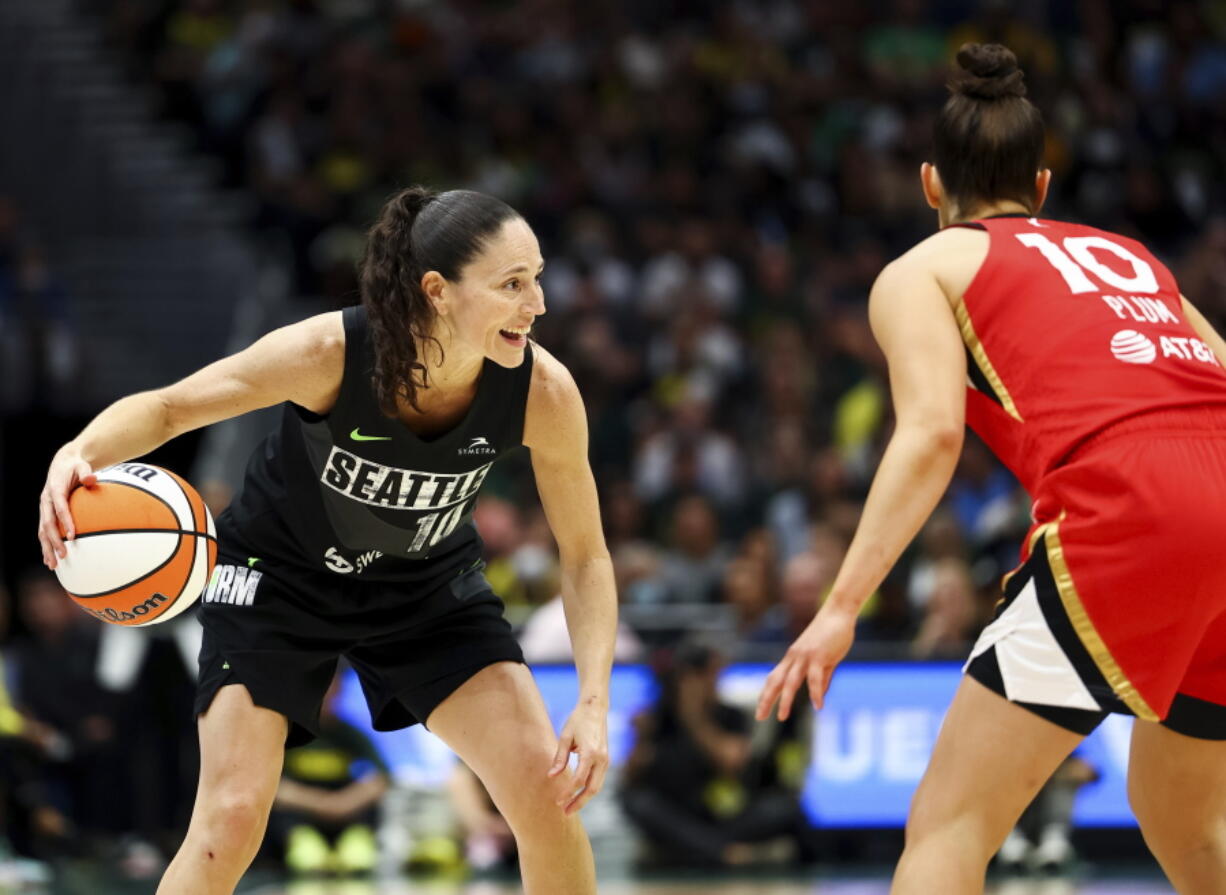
[198,784,277,841]
[501,795,585,844]
[903,791,1007,860]
[1128,777,1204,834]
[1135,800,1226,855]
[489,744,584,836]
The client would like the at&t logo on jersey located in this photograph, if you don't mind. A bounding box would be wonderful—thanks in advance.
[1108,329,1218,368]
[1109,331,1156,364]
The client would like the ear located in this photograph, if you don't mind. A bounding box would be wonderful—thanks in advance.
[420,270,448,315]
[920,163,943,210]
[1034,169,1052,214]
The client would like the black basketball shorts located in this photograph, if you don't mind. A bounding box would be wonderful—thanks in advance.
[194,538,524,747]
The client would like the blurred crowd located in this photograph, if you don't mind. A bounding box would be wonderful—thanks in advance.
[0,198,81,418]
[72,0,1226,660]
[4,0,1226,883]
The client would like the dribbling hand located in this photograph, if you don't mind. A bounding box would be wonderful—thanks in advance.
[755,605,857,722]
[548,699,609,815]
[38,446,97,569]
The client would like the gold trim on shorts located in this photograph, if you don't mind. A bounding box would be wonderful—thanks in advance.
[1043,514,1159,721]
[1001,522,1053,592]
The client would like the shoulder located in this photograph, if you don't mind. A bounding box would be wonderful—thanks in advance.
[285,311,346,379]
[304,306,348,348]
[523,343,586,451]
[263,311,346,414]
[302,310,347,355]
[876,227,991,303]
[526,342,583,415]
[264,310,346,363]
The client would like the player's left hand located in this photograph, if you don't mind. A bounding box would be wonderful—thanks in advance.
[756,604,857,722]
[549,699,609,815]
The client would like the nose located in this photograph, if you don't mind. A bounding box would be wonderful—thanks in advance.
[526,280,546,317]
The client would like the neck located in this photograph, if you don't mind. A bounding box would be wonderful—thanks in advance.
[417,325,485,401]
[941,198,1032,228]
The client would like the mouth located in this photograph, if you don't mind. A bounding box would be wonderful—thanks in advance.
[499,324,531,347]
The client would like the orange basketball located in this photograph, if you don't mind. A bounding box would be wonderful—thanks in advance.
[54,463,217,626]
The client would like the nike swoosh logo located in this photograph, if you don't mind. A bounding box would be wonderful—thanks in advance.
[350,428,392,442]
[247,557,261,568]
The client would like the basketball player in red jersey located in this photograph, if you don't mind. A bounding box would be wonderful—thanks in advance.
[758,44,1226,894]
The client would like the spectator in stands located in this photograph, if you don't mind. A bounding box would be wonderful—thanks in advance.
[906,508,968,614]
[634,387,746,515]
[910,558,982,661]
[9,570,117,848]
[650,494,730,606]
[0,581,65,872]
[777,552,835,645]
[519,575,644,665]
[269,672,390,877]
[946,435,1029,575]
[620,641,815,868]
[724,555,779,643]
[0,241,79,415]
[472,497,530,609]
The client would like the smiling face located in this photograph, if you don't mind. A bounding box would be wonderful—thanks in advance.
[426,216,546,369]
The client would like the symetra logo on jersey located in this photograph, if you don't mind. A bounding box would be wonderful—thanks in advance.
[321,445,493,511]
[458,436,497,457]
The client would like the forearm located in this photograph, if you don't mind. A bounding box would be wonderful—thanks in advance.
[826,424,963,617]
[69,392,175,469]
[329,775,388,817]
[274,779,331,815]
[683,720,749,776]
[559,553,617,705]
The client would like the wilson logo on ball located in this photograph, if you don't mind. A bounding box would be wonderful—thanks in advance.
[1109,330,1157,365]
[53,464,217,627]
[79,592,170,624]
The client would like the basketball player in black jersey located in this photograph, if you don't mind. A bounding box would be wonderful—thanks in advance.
[37,187,615,894]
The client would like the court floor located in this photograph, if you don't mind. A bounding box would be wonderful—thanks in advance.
[238,875,1174,895]
[4,869,1172,895]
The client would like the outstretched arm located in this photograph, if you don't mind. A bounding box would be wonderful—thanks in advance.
[523,347,616,815]
[38,312,345,567]
[757,258,967,721]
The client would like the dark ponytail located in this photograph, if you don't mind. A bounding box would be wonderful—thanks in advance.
[359,186,521,415]
[932,43,1045,216]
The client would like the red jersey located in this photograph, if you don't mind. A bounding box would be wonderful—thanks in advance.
[955,215,1226,493]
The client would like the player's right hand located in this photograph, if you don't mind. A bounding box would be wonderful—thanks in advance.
[38,445,97,569]
[755,604,857,722]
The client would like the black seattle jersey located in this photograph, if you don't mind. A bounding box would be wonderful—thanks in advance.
[221,305,534,583]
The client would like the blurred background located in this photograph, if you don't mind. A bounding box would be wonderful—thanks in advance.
[2,0,1224,892]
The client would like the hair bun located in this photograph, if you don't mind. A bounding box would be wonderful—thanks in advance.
[951,43,1026,100]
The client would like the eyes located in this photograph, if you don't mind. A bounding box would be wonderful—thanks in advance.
[502,274,543,292]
